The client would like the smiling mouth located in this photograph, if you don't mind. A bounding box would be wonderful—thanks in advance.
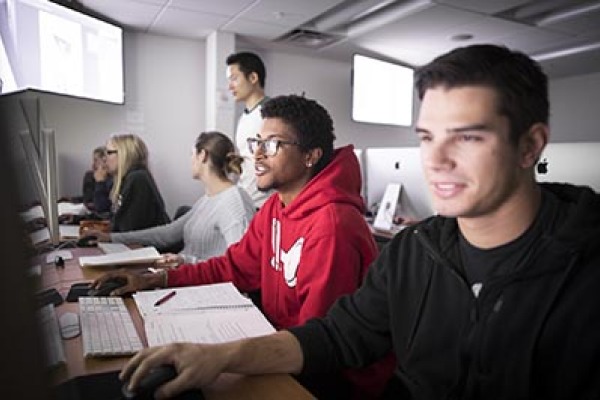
[255,164,268,176]
[432,182,466,198]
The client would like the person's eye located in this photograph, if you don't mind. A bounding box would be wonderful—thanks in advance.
[459,134,482,142]
[417,133,432,142]
[267,140,278,151]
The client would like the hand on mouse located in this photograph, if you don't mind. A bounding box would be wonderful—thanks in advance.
[120,343,228,399]
[91,269,163,296]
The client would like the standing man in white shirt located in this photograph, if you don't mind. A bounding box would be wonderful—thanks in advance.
[226,52,273,208]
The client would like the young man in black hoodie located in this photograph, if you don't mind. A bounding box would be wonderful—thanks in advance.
[120,44,600,399]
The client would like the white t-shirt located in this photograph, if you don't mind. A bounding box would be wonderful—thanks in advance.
[235,100,274,207]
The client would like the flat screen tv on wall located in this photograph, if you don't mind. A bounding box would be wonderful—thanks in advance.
[0,0,124,104]
[351,53,414,127]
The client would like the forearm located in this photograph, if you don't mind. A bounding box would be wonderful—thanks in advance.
[111,222,182,248]
[224,331,304,375]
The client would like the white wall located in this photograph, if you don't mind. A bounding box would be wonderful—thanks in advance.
[122,32,206,216]
[549,71,600,142]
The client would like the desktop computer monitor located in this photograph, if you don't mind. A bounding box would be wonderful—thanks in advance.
[353,147,366,206]
[365,147,434,221]
[0,94,52,398]
[535,142,600,191]
[3,90,61,247]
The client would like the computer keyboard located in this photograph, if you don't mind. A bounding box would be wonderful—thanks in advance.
[38,304,67,367]
[79,297,143,358]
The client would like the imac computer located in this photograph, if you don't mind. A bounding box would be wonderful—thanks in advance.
[535,142,600,191]
[0,89,51,399]
[353,147,366,206]
[365,147,434,221]
[4,91,61,247]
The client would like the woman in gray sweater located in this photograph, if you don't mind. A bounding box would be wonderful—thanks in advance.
[96,131,256,265]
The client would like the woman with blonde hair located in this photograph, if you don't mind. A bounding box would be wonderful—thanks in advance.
[98,131,255,264]
[105,134,170,232]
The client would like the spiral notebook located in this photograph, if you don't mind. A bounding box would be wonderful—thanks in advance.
[133,282,275,346]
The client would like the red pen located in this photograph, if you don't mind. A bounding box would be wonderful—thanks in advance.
[153,290,176,307]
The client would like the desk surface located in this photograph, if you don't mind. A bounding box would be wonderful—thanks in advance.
[39,247,313,400]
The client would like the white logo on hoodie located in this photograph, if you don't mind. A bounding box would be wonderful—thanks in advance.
[271,218,303,287]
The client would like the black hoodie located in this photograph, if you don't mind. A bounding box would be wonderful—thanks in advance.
[291,183,600,399]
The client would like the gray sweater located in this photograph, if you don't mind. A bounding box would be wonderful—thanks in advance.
[110,186,255,263]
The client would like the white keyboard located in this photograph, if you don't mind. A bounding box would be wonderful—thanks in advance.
[38,304,66,367]
[79,297,143,357]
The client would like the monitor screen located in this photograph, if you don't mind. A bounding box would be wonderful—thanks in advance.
[352,54,414,126]
[0,0,124,104]
[1,91,61,246]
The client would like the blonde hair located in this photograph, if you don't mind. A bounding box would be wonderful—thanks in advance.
[108,134,149,204]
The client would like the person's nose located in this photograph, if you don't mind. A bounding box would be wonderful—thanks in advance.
[252,142,267,160]
[423,139,455,172]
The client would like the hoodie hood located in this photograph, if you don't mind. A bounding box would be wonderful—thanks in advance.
[540,182,600,242]
[419,183,600,251]
[281,145,364,219]
[413,182,600,282]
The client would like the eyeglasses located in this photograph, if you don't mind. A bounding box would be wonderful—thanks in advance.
[247,137,300,157]
[106,149,118,155]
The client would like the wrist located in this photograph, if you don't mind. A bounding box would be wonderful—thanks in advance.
[148,269,168,288]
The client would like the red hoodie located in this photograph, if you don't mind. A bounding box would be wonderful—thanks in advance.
[167,145,393,396]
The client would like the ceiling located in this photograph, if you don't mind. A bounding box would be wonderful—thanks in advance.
[72,0,600,79]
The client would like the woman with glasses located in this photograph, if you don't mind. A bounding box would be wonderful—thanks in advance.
[104,133,170,232]
[95,131,255,264]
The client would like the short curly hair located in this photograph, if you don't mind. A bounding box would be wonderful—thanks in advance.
[261,95,336,175]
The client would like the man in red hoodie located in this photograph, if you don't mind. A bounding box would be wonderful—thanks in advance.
[96,95,393,398]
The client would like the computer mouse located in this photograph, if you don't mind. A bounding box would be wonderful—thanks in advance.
[77,235,98,247]
[88,277,127,296]
[58,312,80,339]
[121,364,178,399]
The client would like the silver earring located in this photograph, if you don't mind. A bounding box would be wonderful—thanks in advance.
[307,162,313,168]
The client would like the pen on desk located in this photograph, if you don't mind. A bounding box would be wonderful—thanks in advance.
[154,290,176,307]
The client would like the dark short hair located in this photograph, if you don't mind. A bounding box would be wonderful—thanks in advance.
[261,95,335,175]
[226,52,266,88]
[195,131,244,178]
[415,44,549,144]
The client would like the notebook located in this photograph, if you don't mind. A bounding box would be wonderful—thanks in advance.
[133,282,275,347]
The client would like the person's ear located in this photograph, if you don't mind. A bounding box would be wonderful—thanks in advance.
[202,149,211,163]
[195,149,207,163]
[305,148,323,169]
[519,122,549,169]
[248,72,259,85]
